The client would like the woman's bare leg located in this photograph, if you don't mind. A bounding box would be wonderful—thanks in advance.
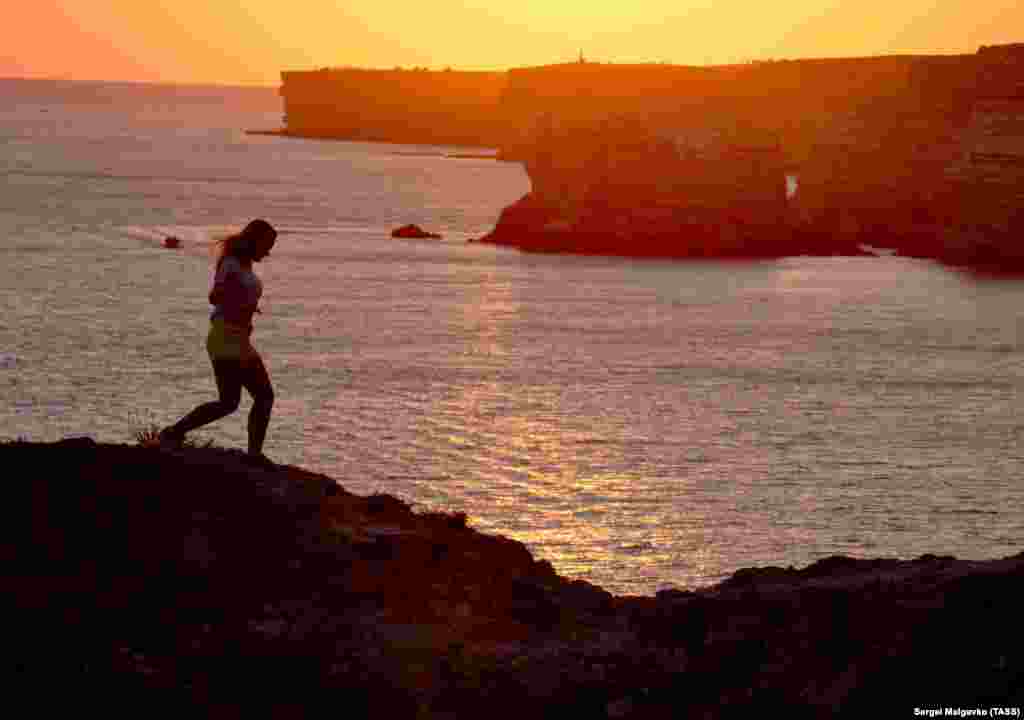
[166,357,243,438]
[240,351,274,456]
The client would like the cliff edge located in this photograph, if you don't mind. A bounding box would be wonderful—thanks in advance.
[5,437,1022,717]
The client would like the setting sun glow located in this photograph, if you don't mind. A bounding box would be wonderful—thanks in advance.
[7,1,1024,85]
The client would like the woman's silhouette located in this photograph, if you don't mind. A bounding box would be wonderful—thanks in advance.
[158,219,278,468]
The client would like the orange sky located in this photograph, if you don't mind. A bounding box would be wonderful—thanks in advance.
[5,1,1023,86]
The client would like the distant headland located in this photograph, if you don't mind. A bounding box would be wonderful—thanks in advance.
[274,46,1024,266]
[275,66,506,148]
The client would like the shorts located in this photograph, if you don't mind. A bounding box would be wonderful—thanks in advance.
[206,317,256,363]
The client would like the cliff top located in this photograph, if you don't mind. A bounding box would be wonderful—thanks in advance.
[284,47,999,79]
[6,436,1022,716]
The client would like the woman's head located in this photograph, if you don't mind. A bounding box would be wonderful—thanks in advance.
[213,219,277,267]
[238,219,277,261]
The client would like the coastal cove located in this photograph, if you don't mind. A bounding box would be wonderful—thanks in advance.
[281,45,1024,268]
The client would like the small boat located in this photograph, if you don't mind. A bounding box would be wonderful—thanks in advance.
[163,236,182,249]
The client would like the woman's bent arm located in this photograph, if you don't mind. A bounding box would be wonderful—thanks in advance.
[210,271,257,324]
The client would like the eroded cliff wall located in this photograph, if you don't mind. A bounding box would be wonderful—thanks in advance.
[486,46,1024,260]
[280,47,1023,261]
[940,45,1024,264]
[280,67,506,147]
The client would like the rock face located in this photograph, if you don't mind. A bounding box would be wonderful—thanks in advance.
[5,437,1023,717]
[392,223,442,239]
[481,110,866,258]
[279,67,506,147]
[481,46,1024,263]
[278,50,1023,263]
[935,45,1024,269]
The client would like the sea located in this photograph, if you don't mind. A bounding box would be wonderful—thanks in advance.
[3,77,1023,596]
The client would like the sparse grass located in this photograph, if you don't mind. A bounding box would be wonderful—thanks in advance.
[134,424,218,450]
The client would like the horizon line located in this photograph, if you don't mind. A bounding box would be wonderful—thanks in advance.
[3,44,1006,90]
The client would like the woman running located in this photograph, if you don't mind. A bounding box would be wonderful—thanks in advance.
[158,219,278,468]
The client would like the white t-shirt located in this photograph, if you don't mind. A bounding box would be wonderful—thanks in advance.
[210,255,262,321]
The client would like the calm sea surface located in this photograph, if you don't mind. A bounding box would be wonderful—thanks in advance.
[3,78,1023,595]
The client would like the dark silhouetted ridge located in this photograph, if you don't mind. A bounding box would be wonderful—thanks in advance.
[4,437,1022,717]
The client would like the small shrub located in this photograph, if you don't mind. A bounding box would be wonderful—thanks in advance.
[134,424,217,449]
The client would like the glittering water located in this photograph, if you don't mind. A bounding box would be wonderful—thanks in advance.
[3,78,1023,595]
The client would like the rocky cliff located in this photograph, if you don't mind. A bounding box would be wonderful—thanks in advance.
[935,45,1024,267]
[279,67,506,147]
[6,437,1023,717]
[481,46,1024,263]
[277,51,1022,262]
[479,108,813,258]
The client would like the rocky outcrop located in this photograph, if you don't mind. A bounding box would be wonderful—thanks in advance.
[392,224,442,239]
[481,107,868,258]
[481,46,1024,263]
[276,50,1023,263]
[929,45,1024,269]
[5,437,1023,717]
[279,67,506,147]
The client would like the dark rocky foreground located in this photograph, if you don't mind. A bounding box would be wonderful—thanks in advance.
[5,437,1022,717]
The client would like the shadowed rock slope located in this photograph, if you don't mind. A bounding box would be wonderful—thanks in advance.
[4,437,1022,717]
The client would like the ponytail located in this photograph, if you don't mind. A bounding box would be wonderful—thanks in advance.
[210,232,241,271]
[208,219,277,270]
